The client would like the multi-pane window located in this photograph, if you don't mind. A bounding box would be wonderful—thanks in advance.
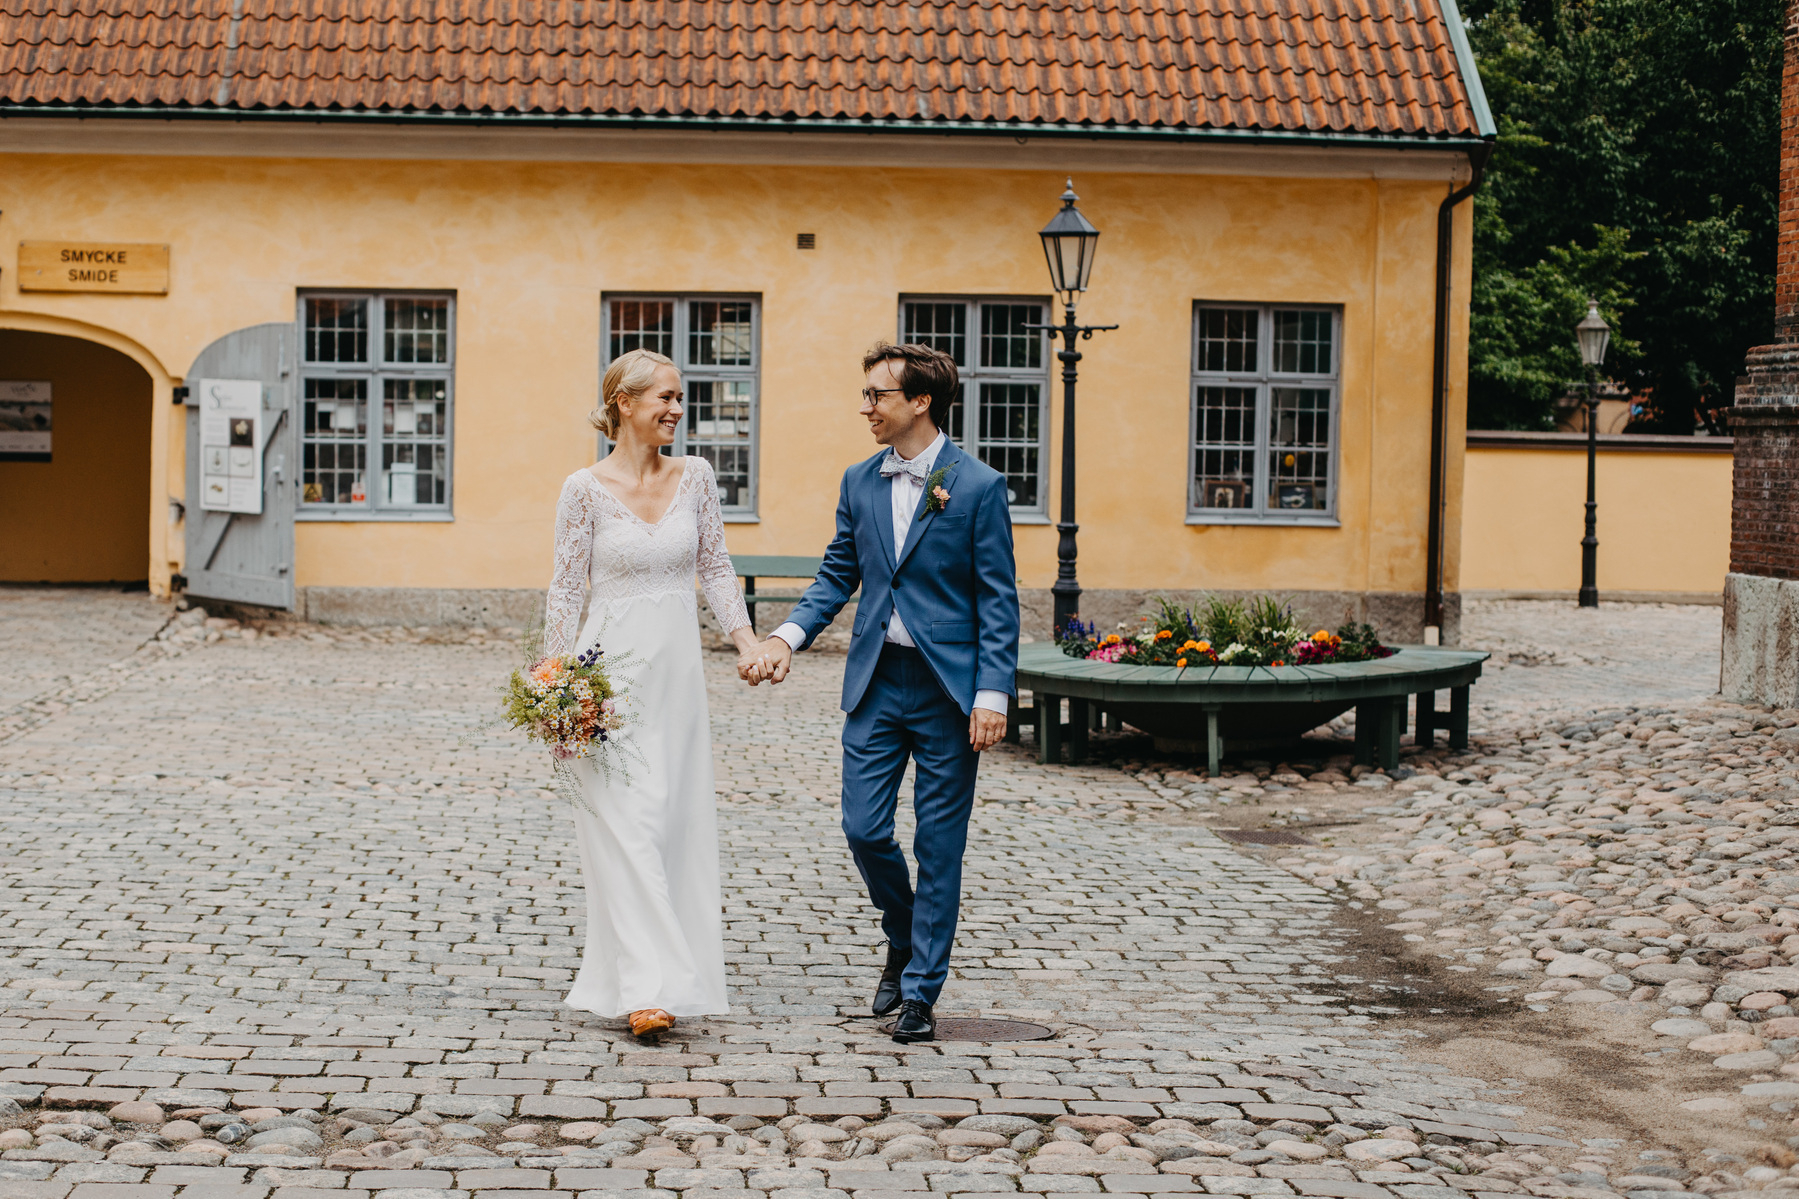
[1190,304,1340,521]
[900,297,1049,514]
[299,293,453,516]
[602,295,759,515]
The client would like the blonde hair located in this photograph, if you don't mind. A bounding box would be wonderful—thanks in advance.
[591,348,677,437]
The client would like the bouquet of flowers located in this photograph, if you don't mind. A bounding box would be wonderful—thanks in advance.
[502,643,627,759]
[1057,595,1394,669]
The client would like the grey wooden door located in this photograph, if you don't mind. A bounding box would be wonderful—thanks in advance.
[183,323,296,609]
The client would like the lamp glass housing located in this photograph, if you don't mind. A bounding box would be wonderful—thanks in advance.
[1576,299,1611,368]
[1039,180,1100,298]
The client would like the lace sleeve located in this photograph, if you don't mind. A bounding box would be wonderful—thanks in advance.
[691,458,751,636]
[544,472,597,658]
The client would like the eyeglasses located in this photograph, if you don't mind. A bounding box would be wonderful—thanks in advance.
[860,387,907,407]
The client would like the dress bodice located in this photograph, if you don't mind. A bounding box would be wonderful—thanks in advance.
[543,457,750,657]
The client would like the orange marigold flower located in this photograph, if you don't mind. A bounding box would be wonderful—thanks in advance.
[1176,658,1188,668]
[1103,633,1122,646]
[1313,629,1333,642]
[1195,640,1211,652]
[1155,629,1173,641]
[1273,659,1286,667]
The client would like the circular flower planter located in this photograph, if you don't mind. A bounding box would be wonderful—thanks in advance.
[1012,642,1490,775]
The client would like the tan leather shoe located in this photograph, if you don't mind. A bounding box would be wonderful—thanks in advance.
[628,1008,675,1039]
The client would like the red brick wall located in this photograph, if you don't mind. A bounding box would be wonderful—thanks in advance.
[1779,0,1799,335]
[1730,0,1799,578]
[1731,413,1799,579]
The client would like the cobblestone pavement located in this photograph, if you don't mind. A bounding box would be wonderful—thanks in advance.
[0,593,1782,1199]
[1459,601,1723,731]
[0,588,172,713]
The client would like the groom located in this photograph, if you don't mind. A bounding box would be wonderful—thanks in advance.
[748,342,1019,1043]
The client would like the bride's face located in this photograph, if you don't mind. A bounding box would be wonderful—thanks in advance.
[620,364,684,448]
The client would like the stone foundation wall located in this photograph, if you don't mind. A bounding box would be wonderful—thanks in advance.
[274,585,1455,647]
[1723,572,1799,707]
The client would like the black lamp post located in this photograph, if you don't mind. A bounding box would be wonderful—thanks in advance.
[1032,180,1117,636]
[1575,298,1612,609]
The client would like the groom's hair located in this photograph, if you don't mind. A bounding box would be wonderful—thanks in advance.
[863,342,959,431]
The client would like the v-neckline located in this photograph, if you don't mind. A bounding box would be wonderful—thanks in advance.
[587,459,689,528]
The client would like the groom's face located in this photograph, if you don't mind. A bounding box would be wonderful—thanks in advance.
[862,361,930,447]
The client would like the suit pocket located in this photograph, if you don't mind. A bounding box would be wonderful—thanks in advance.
[852,611,867,636]
[931,620,974,643]
[933,515,968,530]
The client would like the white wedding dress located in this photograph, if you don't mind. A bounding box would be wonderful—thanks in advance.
[543,456,750,1018]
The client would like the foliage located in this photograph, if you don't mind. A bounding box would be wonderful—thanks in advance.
[1057,596,1395,668]
[1464,0,1782,432]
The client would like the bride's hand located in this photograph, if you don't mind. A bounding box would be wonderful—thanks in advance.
[733,627,771,685]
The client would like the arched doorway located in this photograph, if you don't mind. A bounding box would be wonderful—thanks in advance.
[0,330,154,583]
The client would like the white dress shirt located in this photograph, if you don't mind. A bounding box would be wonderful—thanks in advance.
[773,432,1007,716]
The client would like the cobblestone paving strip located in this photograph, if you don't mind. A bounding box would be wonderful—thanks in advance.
[0,595,1777,1199]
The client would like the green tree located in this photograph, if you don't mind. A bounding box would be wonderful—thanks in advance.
[1464,0,1782,431]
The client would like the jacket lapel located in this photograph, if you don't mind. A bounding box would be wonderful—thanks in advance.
[895,440,962,572]
[868,457,898,571]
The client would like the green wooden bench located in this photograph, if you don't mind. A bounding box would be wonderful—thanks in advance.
[1012,641,1489,777]
[729,554,858,631]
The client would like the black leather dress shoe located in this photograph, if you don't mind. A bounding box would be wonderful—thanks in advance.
[873,941,911,1016]
[891,998,935,1043]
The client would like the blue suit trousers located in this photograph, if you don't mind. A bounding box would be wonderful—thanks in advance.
[840,643,979,1005]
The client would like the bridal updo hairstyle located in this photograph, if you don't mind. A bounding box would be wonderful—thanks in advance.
[591,348,677,437]
[862,341,959,431]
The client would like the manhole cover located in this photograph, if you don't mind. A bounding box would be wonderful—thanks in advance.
[875,1018,1055,1042]
[1216,828,1317,846]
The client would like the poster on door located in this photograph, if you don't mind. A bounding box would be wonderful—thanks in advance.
[197,378,264,514]
[0,380,52,461]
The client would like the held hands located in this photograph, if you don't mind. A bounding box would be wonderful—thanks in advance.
[739,635,794,686]
[969,708,1006,752]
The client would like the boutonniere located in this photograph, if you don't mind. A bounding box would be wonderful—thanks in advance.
[923,466,950,514]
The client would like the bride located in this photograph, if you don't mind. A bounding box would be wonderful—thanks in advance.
[542,347,757,1039]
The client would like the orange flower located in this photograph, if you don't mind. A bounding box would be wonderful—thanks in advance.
[1155,629,1173,641]
[1103,633,1123,646]
[1272,659,1286,667]
[1176,658,1188,668]
[530,659,561,685]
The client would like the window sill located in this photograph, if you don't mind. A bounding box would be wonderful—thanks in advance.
[722,512,760,523]
[1186,512,1341,528]
[298,510,455,522]
[1009,511,1052,525]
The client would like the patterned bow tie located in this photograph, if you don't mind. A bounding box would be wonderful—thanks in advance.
[879,450,932,482]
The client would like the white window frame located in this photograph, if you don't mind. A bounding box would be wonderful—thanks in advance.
[1188,302,1342,526]
[898,295,1052,521]
[600,293,761,521]
[296,290,456,522]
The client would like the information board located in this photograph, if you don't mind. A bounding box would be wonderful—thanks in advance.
[0,380,52,461]
[196,378,264,514]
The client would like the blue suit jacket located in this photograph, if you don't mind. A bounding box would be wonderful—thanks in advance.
[786,440,1020,715]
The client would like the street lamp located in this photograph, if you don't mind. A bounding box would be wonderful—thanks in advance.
[1033,180,1117,635]
[1575,298,1612,609]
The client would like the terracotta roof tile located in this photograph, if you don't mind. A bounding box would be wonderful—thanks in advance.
[0,0,1486,138]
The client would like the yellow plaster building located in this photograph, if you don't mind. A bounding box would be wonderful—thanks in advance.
[0,0,1495,642]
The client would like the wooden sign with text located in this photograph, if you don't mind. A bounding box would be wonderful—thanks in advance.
[17,242,169,294]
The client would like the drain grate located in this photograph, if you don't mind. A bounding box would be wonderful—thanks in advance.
[1216,828,1318,846]
[875,1018,1055,1042]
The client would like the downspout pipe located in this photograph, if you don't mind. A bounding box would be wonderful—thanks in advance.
[1423,140,1493,638]
[1424,0,1497,641]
